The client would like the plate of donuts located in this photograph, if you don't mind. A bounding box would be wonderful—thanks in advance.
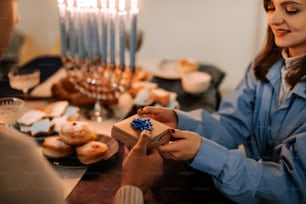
[43,134,119,167]
[41,120,120,167]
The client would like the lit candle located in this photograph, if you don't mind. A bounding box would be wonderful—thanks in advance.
[76,0,85,59]
[118,0,127,68]
[130,0,138,69]
[109,0,116,66]
[92,0,100,57]
[100,0,108,64]
[67,0,76,58]
[57,0,67,58]
[86,2,93,60]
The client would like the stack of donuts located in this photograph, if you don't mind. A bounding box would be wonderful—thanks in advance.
[42,120,108,165]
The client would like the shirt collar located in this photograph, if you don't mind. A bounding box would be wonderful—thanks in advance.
[266,58,306,100]
[281,49,306,70]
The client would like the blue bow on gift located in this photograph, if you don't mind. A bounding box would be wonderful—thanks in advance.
[130,118,152,131]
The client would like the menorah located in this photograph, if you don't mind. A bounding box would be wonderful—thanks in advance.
[57,0,140,122]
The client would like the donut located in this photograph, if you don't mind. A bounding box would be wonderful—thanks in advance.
[42,136,73,159]
[60,121,97,146]
[76,141,108,165]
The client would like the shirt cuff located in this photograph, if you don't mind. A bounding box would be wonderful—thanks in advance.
[113,185,144,204]
[175,109,197,130]
[191,137,228,177]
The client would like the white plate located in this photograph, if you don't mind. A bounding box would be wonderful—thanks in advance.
[152,60,181,80]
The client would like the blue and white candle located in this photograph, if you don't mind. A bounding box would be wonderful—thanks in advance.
[57,0,67,58]
[129,0,138,69]
[109,0,116,66]
[92,1,100,57]
[76,7,85,59]
[118,0,127,68]
[67,0,76,58]
[86,7,93,60]
[100,0,108,64]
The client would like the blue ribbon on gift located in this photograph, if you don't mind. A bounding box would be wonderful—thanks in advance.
[130,118,152,131]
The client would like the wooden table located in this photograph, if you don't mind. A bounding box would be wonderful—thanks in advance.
[1,57,232,204]
[66,140,234,204]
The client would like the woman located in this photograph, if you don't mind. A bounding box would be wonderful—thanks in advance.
[138,0,306,203]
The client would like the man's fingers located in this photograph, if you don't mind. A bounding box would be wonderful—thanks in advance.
[134,130,151,153]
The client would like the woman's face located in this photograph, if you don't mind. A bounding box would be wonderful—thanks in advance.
[266,0,306,56]
[0,0,19,58]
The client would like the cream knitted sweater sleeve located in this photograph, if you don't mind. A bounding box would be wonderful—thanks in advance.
[0,127,67,204]
[113,185,144,204]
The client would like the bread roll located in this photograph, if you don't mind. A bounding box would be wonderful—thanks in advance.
[42,136,73,159]
[177,58,198,75]
[76,141,108,165]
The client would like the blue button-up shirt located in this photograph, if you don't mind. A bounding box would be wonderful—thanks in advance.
[176,59,306,203]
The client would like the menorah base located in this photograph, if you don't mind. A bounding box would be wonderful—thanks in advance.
[83,101,115,122]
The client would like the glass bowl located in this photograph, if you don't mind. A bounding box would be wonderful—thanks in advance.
[8,68,41,96]
[0,97,25,125]
[181,71,212,95]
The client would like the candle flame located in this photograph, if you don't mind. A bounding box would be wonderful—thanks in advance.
[67,0,74,7]
[109,0,116,10]
[119,0,125,11]
[131,0,138,10]
[91,0,97,8]
[101,0,107,9]
[76,0,87,8]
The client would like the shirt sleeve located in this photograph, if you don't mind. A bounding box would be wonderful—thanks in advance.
[190,131,306,204]
[113,185,144,204]
[175,63,257,149]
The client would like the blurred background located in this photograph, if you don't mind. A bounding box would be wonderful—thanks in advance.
[13,0,267,95]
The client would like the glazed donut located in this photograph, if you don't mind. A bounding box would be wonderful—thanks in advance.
[60,121,97,146]
[42,136,73,159]
[76,141,108,165]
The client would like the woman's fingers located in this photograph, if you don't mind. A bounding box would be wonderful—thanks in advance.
[161,152,175,160]
[159,139,184,152]
[137,106,160,115]
[137,106,170,119]
[159,129,202,160]
[169,129,187,139]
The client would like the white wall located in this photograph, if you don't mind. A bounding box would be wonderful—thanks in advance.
[16,0,267,94]
[17,0,59,50]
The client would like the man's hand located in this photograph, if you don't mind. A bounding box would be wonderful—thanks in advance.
[120,130,163,192]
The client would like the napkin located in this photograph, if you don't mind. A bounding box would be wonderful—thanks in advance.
[31,68,67,97]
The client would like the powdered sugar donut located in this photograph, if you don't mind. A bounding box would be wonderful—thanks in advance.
[60,121,97,146]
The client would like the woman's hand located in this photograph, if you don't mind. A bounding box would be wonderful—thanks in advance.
[120,130,163,193]
[137,106,178,128]
[159,129,202,161]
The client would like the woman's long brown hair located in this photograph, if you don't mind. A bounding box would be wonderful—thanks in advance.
[253,0,306,87]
